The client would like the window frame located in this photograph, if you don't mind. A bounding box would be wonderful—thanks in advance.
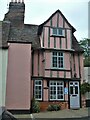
[52,28,65,37]
[34,80,42,100]
[49,81,64,101]
[52,51,64,69]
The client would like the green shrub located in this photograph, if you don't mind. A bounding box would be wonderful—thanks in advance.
[31,98,40,113]
[81,82,90,95]
[47,104,61,111]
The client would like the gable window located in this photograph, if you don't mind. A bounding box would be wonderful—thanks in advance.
[34,80,42,100]
[52,52,64,69]
[52,28,65,37]
[50,81,64,100]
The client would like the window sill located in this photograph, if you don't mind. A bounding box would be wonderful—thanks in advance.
[50,35,65,38]
[51,68,65,70]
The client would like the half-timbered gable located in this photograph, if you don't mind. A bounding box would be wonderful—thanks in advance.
[38,10,75,50]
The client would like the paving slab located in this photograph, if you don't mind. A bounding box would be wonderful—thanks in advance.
[14,108,90,120]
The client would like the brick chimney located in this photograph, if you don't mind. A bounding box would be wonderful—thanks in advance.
[4,0,25,28]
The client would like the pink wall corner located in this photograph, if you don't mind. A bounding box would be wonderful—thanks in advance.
[6,43,31,110]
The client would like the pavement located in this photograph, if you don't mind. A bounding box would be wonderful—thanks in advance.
[14,108,90,120]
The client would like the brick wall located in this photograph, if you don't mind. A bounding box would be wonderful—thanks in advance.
[39,101,68,111]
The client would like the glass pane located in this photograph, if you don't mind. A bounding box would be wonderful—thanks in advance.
[53,57,57,67]
[53,52,57,56]
[58,29,63,35]
[70,82,73,85]
[53,28,57,35]
[58,52,63,56]
[75,82,78,85]
[70,86,73,94]
[75,86,78,94]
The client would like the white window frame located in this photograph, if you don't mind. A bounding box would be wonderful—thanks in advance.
[52,52,64,69]
[52,28,65,36]
[34,80,42,100]
[49,81,64,100]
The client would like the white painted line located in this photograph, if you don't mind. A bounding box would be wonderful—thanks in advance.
[30,114,34,120]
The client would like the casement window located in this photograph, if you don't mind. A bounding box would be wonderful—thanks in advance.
[34,80,42,100]
[50,81,64,100]
[52,52,64,69]
[52,28,65,37]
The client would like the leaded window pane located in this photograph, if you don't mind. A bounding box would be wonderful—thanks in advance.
[34,80,42,100]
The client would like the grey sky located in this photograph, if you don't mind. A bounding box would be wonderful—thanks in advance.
[0,0,89,41]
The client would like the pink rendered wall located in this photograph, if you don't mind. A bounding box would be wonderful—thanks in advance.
[58,14,63,27]
[80,54,84,83]
[52,71,57,77]
[45,51,51,69]
[71,54,74,77]
[67,30,71,49]
[75,54,79,78]
[33,51,38,76]
[52,14,57,27]
[50,37,54,48]
[65,21,70,29]
[64,53,70,70]
[33,51,44,77]
[39,52,44,76]
[45,70,50,77]
[43,80,48,101]
[59,71,64,78]
[65,82,68,101]
[44,27,48,48]
[61,38,66,49]
[6,43,31,110]
[66,72,71,78]
[56,38,60,49]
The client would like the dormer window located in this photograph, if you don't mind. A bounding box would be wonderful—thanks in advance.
[52,28,65,37]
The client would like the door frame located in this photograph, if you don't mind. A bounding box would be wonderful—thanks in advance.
[68,80,81,109]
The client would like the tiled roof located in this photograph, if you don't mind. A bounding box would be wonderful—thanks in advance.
[8,24,40,49]
[72,35,84,52]
[0,21,10,48]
